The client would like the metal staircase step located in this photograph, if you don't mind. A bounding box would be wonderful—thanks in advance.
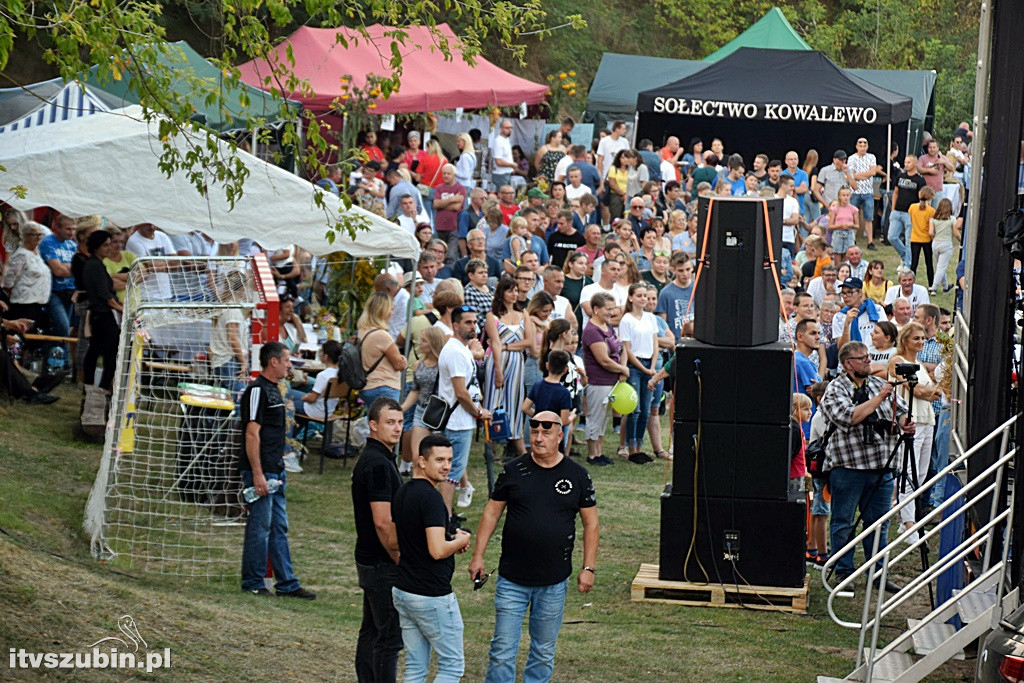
[953,587,997,623]
[906,619,966,659]
[862,651,915,681]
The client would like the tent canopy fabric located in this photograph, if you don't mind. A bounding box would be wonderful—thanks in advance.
[0,80,116,134]
[0,106,419,259]
[703,8,811,62]
[847,68,937,128]
[0,78,122,128]
[585,54,707,122]
[236,23,548,114]
[636,48,913,124]
[83,41,298,133]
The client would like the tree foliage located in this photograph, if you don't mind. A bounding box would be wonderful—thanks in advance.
[0,1,584,240]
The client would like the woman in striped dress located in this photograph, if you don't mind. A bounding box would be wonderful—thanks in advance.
[483,276,535,456]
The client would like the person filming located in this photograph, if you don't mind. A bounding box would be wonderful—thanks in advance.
[820,341,914,590]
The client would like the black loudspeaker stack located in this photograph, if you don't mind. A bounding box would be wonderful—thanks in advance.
[660,197,806,589]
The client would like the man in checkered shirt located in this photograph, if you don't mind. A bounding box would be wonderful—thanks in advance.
[821,341,914,585]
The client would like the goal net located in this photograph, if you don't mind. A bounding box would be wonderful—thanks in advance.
[84,253,279,578]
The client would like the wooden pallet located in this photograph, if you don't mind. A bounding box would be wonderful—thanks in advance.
[630,563,809,614]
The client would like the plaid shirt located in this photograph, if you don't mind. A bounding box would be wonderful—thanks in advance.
[917,337,944,414]
[821,373,908,470]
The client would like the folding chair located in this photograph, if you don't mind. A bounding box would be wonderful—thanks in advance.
[293,378,351,473]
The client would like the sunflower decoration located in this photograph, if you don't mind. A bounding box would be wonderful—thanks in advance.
[544,68,582,116]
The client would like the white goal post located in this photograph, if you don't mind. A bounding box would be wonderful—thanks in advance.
[84,253,280,578]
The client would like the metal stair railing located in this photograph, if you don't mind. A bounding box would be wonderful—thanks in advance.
[821,414,1017,681]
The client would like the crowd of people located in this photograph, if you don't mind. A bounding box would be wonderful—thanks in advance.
[0,115,973,681]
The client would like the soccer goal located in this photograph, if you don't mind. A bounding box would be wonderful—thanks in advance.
[84,253,279,578]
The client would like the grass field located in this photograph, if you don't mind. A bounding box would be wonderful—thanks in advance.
[0,236,964,681]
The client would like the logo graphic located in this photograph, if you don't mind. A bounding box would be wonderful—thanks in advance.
[554,479,573,495]
[89,615,147,652]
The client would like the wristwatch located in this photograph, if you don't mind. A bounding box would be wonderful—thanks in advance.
[582,566,596,574]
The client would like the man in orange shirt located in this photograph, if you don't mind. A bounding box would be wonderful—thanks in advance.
[660,136,683,183]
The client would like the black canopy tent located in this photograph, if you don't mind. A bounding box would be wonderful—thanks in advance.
[635,48,914,175]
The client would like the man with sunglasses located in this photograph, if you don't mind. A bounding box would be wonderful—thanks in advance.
[468,411,598,683]
[820,342,913,589]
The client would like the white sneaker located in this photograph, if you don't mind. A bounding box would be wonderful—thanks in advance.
[903,529,921,544]
[457,484,475,508]
[283,453,303,473]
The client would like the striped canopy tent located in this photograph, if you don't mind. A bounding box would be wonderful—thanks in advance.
[0,80,115,134]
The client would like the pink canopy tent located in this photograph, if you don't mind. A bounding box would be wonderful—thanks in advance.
[237,23,548,114]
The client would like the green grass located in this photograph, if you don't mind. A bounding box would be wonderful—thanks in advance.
[0,322,973,683]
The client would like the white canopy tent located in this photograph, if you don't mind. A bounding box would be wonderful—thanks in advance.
[0,105,419,259]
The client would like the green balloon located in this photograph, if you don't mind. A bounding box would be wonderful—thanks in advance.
[609,380,638,414]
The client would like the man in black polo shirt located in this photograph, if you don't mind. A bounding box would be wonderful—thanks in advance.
[239,341,315,599]
[469,410,599,682]
[352,397,404,682]
[391,434,471,681]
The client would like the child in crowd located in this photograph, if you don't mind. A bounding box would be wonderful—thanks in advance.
[928,197,957,294]
[409,276,427,316]
[521,349,575,452]
[562,331,587,455]
[909,186,937,286]
[828,188,860,264]
[806,380,831,568]
[790,393,811,496]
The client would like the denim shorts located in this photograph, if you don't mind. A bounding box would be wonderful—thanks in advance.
[412,403,428,429]
[811,476,831,516]
[830,228,856,255]
[849,192,874,221]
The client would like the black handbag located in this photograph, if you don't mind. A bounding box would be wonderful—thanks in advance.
[422,368,454,432]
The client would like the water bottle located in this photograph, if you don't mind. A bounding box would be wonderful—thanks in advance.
[47,346,68,373]
[316,324,328,346]
[242,478,281,503]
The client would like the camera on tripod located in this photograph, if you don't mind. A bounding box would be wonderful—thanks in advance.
[894,362,920,380]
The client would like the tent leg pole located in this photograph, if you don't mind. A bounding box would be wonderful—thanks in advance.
[886,124,892,192]
[399,271,416,404]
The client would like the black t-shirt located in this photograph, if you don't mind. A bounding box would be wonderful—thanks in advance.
[393,478,454,596]
[547,230,587,268]
[351,438,403,566]
[71,251,89,291]
[893,172,927,213]
[82,256,116,313]
[491,454,596,586]
[238,375,286,474]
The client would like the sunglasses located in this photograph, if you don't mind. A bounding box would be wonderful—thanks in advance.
[529,418,559,431]
[473,569,494,590]
[653,250,670,257]
[456,305,474,313]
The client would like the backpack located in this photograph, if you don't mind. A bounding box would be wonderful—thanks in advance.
[805,422,837,480]
[338,329,387,391]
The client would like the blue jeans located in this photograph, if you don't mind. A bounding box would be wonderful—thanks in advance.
[361,385,401,411]
[444,427,473,484]
[47,289,74,338]
[485,576,568,683]
[214,359,247,396]
[930,409,951,506]
[888,210,912,265]
[626,364,653,451]
[240,470,300,593]
[391,588,464,683]
[828,467,895,578]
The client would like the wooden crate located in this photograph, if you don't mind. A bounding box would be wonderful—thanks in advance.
[630,563,809,614]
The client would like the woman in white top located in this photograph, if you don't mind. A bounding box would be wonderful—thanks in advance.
[888,321,943,538]
[454,132,477,191]
[1,221,51,328]
[618,283,659,463]
[290,339,342,421]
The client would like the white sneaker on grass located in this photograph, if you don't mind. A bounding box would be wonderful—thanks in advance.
[283,453,303,473]
[457,484,475,508]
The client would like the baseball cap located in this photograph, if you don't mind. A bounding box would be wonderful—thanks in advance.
[526,187,549,200]
[839,277,863,290]
[833,149,848,160]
